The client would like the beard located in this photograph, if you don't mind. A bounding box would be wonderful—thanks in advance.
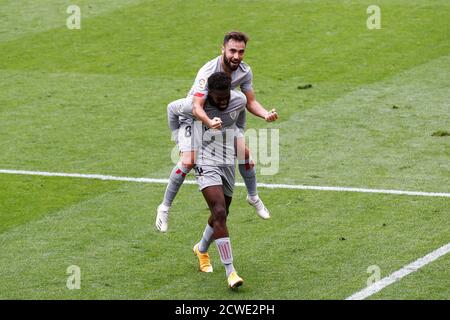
[223,53,240,71]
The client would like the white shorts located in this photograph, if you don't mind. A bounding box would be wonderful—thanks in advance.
[177,121,196,152]
[194,165,235,197]
[168,96,195,152]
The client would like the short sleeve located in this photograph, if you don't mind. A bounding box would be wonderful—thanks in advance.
[192,70,210,98]
[240,67,253,93]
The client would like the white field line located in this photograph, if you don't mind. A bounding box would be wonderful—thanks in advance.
[346,243,450,300]
[0,169,449,197]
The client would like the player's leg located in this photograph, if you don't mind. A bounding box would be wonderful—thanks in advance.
[162,149,195,207]
[193,166,242,287]
[208,166,243,288]
[235,137,271,219]
[156,150,195,232]
[156,98,196,232]
[193,217,214,273]
[217,166,244,288]
[201,186,240,282]
[193,185,226,274]
[195,193,231,257]
[192,165,223,273]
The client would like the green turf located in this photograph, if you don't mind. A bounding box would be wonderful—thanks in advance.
[0,0,449,299]
[369,254,450,300]
[0,174,123,233]
[0,175,448,299]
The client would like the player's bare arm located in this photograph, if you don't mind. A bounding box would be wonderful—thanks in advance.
[192,95,223,129]
[244,90,278,122]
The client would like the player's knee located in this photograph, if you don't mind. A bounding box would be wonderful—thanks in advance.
[181,161,194,170]
[238,160,256,177]
[212,205,227,223]
[181,152,195,168]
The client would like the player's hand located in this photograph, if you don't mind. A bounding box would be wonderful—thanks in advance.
[208,117,222,129]
[265,109,278,122]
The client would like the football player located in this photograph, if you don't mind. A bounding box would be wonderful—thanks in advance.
[156,31,278,232]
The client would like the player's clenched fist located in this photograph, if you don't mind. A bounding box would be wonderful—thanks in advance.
[208,117,223,129]
[264,109,278,122]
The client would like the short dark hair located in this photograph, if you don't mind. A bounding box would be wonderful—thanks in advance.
[223,31,249,45]
[208,72,231,91]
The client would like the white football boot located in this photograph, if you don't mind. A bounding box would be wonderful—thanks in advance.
[155,204,169,232]
[246,195,271,219]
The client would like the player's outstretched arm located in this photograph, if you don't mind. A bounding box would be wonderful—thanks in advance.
[244,90,278,122]
[192,95,222,129]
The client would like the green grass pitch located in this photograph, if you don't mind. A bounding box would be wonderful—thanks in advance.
[0,0,449,299]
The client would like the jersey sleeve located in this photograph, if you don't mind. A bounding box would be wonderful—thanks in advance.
[239,67,253,93]
[191,68,210,98]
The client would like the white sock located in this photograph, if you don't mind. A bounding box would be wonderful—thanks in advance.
[162,163,191,207]
[215,237,236,277]
[159,203,170,212]
[198,224,214,253]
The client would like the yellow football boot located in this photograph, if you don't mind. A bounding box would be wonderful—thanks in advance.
[193,243,213,273]
[227,271,244,289]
